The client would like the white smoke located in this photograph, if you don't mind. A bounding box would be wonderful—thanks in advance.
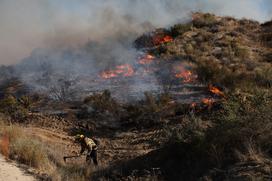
[0,0,271,65]
[0,0,271,101]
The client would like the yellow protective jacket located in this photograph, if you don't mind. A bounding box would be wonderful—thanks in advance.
[80,137,97,154]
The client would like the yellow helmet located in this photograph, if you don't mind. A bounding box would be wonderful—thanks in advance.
[74,134,84,142]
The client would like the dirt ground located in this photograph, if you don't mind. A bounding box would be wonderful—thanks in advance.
[0,155,35,181]
[25,126,157,167]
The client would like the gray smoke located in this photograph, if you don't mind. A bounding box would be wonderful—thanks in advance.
[0,0,271,65]
[0,0,271,101]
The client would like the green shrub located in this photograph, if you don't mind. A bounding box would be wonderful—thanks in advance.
[164,115,205,144]
[80,90,120,118]
[0,95,28,121]
[58,164,92,181]
[205,88,272,165]
[193,13,218,28]
[165,88,272,170]
[171,23,192,37]
[231,41,250,60]
[254,66,272,87]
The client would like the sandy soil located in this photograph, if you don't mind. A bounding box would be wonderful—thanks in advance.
[0,155,35,181]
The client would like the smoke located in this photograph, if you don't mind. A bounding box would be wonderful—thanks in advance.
[265,0,272,17]
[0,0,271,101]
[0,0,271,65]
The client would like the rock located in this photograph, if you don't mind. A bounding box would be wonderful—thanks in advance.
[212,47,222,56]
[183,31,198,38]
[195,35,204,42]
[222,57,231,64]
[214,33,224,40]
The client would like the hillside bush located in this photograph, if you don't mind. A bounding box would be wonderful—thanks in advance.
[0,95,28,121]
[193,13,218,28]
[167,88,272,170]
[171,23,192,37]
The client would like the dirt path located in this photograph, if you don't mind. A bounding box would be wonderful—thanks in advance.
[0,155,35,181]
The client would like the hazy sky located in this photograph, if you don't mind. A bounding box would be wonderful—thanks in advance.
[0,0,271,65]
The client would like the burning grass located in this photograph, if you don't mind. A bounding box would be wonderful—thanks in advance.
[100,64,134,79]
[138,54,155,65]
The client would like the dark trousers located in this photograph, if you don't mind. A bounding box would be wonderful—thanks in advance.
[86,150,98,166]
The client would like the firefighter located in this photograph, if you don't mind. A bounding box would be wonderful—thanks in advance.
[74,134,98,166]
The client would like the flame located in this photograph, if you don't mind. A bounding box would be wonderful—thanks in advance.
[138,54,155,65]
[100,64,134,79]
[154,35,173,45]
[209,85,224,97]
[162,35,173,43]
[202,98,215,107]
[175,65,197,83]
[190,102,197,108]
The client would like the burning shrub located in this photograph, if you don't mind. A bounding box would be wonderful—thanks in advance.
[134,29,173,49]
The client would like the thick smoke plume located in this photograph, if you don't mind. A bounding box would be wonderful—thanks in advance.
[0,0,271,65]
[0,0,271,101]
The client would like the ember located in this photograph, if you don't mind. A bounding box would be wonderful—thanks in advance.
[138,54,155,65]
[162,35,173,43]
[175,65,197,83]
[190,102,197,108]
[154,35,173,45]
[100,64,134,79]
[209,85,224,97]
[202,98,215,106]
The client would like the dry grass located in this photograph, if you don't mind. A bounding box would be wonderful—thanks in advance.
[56,164,94,181]
[0,125,49,169]
[0,134,9,158]
[10,138,49,168]
[0,124,101,180]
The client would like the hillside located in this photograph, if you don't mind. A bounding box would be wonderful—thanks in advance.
[0,13,271,181]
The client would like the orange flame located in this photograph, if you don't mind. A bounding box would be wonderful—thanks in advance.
[100,64,134,79]
[162,35,173,43]
[154,35,173,45]
[175,65,197,83]
[138,54,155,65]
[190,102,197,108]
[209,85,224,97]
[202,98,215,108]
